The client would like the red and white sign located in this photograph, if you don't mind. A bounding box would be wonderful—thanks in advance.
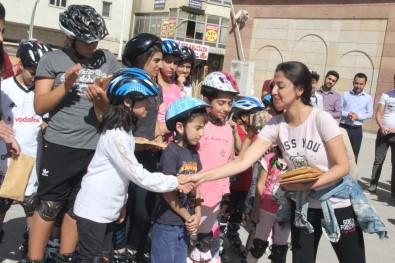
[205,24,219,43]
[175,40,209,60]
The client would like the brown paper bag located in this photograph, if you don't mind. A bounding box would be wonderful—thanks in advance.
[0,153,35,201]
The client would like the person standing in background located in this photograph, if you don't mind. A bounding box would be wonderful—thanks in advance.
[316,70,342,119]
[368,74,395,196]
[340,73,373,162]
[310,70,323,109]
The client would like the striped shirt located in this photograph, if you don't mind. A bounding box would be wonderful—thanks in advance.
[317,87,342,119]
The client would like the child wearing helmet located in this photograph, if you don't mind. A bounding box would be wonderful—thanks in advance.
[176,46,196,97]
[222,96,265,255]
[157,39,183,137]
[120,33,164,262]
[74,68,191,263]
[187,71,239,262]
[151,97,210,263]
[0,40,52,250]
[24,5,120,263]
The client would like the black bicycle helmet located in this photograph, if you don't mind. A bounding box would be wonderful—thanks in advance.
[107,68,160,105]
[17,40,52,68]
[122,33,162,68]
[59,5,108,43]
[179,46,196,64]
[162,39,182,57]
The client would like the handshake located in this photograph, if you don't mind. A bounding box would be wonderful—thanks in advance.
[176,173,202,194]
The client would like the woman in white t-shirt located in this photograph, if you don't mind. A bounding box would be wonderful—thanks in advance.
[184,61,369,263]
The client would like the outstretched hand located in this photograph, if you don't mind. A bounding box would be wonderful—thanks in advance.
[178,173,204,187]
[177,176,196,194]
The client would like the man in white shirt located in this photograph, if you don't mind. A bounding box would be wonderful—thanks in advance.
[368,74,395,197]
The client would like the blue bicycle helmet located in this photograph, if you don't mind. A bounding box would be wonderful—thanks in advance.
[165,97,211,131]
[262,94,272,107]
[233,96,264,111]
[107,68,159,105]
[162,39,182,57]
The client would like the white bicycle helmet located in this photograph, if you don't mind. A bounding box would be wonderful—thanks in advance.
[201,72,239,95]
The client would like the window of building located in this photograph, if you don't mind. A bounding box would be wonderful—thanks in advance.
[49,0,66,7]
[208,0,231,6]
[134,13,169,37]
[102,2,112,18]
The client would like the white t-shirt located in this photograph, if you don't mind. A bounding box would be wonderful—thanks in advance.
[0,77,43,195]
[379,90,395,129]
[258,107,351,208]
[74,128,178,223]
[311,92,324,110]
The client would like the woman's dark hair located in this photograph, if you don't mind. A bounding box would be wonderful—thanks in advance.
[173,108,208,149]
[0,3,5,21]
[275,61,312,106]
[97,102,138,134]
[133,44,162,69]
[175,60,193,86]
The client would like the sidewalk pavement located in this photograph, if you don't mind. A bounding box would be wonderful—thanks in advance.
[1,132,393,263]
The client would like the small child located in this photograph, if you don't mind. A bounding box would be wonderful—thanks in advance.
[151,97,211,263]
[246,145,290,263]
[0,41,52,252]
[73,68,189,263]
[224,96,265,255]
[189,71,239,262]
[157,39,183,138]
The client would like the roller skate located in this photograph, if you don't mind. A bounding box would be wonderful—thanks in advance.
[226,223,243,255]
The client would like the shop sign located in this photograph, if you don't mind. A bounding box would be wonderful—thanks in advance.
[160,18,169,37]
[189,0,202,9]
[168,39,209,60]
[154,0,166,10]
[205,24,219,43]
[168,18,176,37]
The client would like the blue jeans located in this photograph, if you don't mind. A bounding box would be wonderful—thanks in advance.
[370,131,395,193]
[151,223,188,263]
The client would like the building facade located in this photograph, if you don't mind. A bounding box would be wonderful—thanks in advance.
[2,0,232,74]
[225,0,395,132]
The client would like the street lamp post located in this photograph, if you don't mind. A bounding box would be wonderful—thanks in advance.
[28,0,40,40]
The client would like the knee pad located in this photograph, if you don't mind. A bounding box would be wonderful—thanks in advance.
[0,197,13,213]
[20,194,39,216]
[268,244,288,263]
[220,193,231,209]
[250,238,269,259]
[196,232,213,253]
[37,200,65,221]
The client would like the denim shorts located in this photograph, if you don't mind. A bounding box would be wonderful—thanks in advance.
[151,222,188,263]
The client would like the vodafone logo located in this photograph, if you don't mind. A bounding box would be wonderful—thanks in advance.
[14,116,41,123]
